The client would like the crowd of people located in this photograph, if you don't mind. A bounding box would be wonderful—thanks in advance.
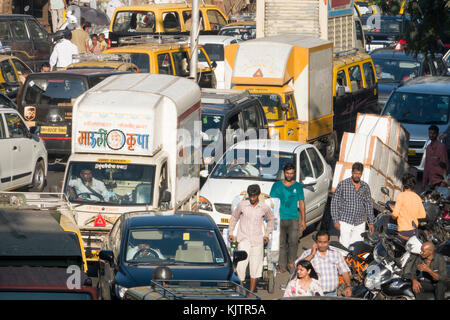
[49,13,108,71]
[229,124,448,299]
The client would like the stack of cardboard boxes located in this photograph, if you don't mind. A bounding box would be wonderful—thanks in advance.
[332,113,410,203]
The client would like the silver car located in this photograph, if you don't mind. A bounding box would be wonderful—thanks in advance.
[381,76,450,170]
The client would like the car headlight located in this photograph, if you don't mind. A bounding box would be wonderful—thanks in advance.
[199,196,213,211]
[115,284,128,299]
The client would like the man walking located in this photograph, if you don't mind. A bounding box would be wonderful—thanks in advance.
[49,29,79,71]
[228,184,274,294]
[331,162,375,248]
[297,230,352,297]
[71,18,90,54]
[405,241,447,300]
[49,0,68,33]
[422,125,448,191]
[270,162,306,273]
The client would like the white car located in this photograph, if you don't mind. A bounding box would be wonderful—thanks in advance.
[0,106,47,191]
[198,35,239,89]
[199,139,332,229]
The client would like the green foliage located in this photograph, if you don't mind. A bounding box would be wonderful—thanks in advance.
[371,0,449,56]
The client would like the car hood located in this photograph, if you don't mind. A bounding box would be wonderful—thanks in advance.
[377,82,400,101]
[200,177,274,206]
[401,123,449,142]
[116,265,235,288]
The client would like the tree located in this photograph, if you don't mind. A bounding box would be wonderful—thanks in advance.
[373,0,450,56]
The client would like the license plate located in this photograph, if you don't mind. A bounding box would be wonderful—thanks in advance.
[40,126,67,134]
[408,149,416,156]
[220,218,230,224]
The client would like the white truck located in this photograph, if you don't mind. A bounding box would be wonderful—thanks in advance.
[255,0,365,52]
[61,73,202,261]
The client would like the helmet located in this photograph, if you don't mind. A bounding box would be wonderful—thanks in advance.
[152,266,173,282]
[247,184,261,196]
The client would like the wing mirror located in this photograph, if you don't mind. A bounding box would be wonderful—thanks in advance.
[302,176,317,186]
[99,250,114,263]
[211,61,217,69]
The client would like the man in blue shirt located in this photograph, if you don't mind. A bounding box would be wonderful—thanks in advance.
[270,162,306,273]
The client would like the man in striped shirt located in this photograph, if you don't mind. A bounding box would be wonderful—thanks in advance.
[297,230,352,296]
[331,162,375,248]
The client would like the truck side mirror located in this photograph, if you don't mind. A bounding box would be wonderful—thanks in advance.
[161,190,171,203]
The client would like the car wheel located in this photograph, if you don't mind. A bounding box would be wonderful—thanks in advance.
[29,160,46,192]
[325,131,337,162]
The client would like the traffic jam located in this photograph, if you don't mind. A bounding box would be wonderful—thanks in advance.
[0,0,449,301]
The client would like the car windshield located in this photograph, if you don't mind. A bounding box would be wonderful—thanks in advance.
[202,44,224,62]
[125,228,226,265]
[219,26,255,40]
[113,11,156,33]
[201,114,223,145]
[23,78,87,106]
[64,161,156,206]
[372,58,421,82]
[211,148,296,181]
[383,92,450,124]
[252,94,283,122]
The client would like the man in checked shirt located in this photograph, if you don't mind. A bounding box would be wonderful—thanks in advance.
[331,162,375,248]
[229,184,274,295]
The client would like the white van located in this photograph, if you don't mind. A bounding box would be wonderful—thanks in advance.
[198,35,239,89]
[199,139,332,229]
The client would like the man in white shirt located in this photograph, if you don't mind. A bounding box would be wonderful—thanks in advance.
[67,168,112,202]
[49,29,79,70]
[106,0,123,21]
[49,0,68,33]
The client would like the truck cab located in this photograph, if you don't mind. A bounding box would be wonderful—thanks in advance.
[225,35,337,161]
[62,73,201,261]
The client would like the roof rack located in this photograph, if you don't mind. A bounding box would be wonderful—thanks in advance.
[201,88,252,105]
[119,34,190,46]
[334,48,360,58]
[72,53,132,63]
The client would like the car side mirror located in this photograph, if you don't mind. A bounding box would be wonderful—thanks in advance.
[302,176,317,186]
[200,170,209,178]
[99,250,114,263]
[211,61,217,69]
[29,126,38,135]
[233,250,247,264]
[380,187,390,196]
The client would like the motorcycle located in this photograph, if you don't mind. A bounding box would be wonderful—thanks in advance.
[357,240,450,300]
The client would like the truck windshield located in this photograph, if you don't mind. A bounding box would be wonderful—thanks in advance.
[372,58,421,82]
[201,114,223,145]
[252,94,283,122]
[125,228,226,265]
[23,78,87,106]
[382,92,449,124]
[210,149,296,181]
[64,161,156,206]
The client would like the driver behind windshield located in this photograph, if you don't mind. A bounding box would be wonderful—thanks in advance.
[126,239,165,261]
[67,169,114,201]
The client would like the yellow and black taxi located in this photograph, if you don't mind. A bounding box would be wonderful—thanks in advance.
[333,50,379,143]
[105,35,216,88]
[0,54,33,99]
[108,4,228,47]
[16,68,130,158]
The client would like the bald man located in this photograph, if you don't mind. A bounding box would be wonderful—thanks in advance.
[405,242,447,300]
